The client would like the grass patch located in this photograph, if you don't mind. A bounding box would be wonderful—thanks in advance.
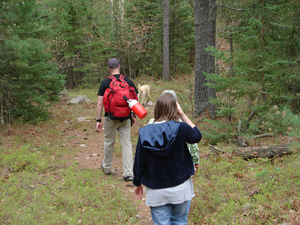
[190,153,300,224]
[0,168,136,224]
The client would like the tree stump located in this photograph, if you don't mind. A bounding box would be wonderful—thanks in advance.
[236,144,299,159]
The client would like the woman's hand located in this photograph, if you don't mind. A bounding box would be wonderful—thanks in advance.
[176,102,184,117]
[176,102,195,128]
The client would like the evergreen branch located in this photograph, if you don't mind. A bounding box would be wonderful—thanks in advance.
[125,26,163,48]
[70,0,94,46]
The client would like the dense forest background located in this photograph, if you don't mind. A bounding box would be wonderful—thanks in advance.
[1,0,300,142]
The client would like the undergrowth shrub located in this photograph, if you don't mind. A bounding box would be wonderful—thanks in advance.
[12,104,50,125]
[203,104,300,144]
[1,145,47,173]
[202,119,236,144]
[189,153,300,224]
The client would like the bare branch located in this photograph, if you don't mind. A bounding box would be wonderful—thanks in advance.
[238,119,242,135]
[208,143,225,153]
[247,110,255,123]
[253,133,274,139]
[218,4,245,12]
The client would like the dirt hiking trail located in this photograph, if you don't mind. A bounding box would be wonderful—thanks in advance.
[61,102,153,224]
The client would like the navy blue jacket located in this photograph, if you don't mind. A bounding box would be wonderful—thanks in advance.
[133,120,202,189]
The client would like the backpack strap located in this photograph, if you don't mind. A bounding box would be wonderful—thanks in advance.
[108,75,126,83]
[107,75,117,92]
[110,74,127,86]
[108,75,116,81]
[119,75,124,81]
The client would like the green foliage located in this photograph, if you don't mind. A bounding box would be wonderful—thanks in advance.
[42,0,110,87]
[0,0,66,125]
[40,0,193,86]
[255,106,300,137]
[169,1,195,75]
[125,0,164,76]
[1,145,47,173]
[190,153,300,224]
[282,110,300,138]
[202,118,237,144]
[203,0,300,143]
[204,103,300,143]
[0,167,137,224]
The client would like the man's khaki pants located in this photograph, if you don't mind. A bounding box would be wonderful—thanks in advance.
[102,117,133,177]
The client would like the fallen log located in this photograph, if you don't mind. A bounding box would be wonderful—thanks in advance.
[236,144,299,159]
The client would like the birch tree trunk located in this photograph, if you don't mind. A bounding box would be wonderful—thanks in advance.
[163,0,170,81]
[119,0,124,27]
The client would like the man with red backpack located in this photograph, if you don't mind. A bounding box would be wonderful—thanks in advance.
[96,58,138,182]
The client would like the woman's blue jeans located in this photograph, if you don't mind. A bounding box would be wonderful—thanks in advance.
[150,200,191,225]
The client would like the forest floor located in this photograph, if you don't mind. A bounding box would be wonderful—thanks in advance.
[55,87,296,224]
[2,75,300,224]
[48,76,215,224]
[60,130,154,224]
[58,96,156,224]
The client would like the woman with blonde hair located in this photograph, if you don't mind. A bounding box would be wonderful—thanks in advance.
[133,93,202,224]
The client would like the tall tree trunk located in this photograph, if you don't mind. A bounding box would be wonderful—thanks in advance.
[163,0,170,81]
[207,0,217,118]
[110,0,114,28]
[171,7,176,76]
[194,0,209,117]
[120,0,124,25]
[228,33,234,122]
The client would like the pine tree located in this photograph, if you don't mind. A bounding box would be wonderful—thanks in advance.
[203,0,300,143]
[169,0,195,75]
[0,0,65,124]
[125,0,195,77]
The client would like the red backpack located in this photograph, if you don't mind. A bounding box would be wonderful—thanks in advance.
[103,75,138,120]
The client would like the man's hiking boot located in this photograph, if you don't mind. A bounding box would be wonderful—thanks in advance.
[101,163,116,175]
[123,176,134,182]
